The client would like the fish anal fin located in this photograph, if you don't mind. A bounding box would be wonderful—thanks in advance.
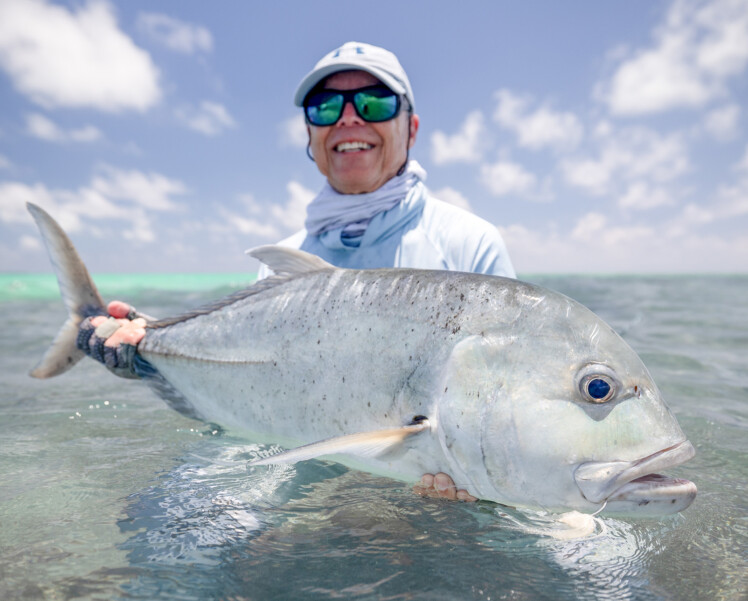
[246,245,336,276]
[248,421,429,467]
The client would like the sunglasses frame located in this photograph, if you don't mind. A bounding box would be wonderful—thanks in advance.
[303,85,403,126]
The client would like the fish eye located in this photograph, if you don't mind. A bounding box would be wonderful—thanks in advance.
[576,364,619,404]
[582,376,615,402]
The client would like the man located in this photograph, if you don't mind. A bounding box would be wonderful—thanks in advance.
[259,41,515,278]
[81,42,515,502]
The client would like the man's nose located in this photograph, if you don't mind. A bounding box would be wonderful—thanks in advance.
[336,100,363,126]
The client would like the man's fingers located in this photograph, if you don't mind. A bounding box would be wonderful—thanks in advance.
[412,472,477,502]
[107,300,132,319]
[456,489,478,502]
[105,323,146,347]
[434,472,458,500]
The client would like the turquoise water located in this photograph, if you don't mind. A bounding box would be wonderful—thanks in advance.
[1,273,746,600]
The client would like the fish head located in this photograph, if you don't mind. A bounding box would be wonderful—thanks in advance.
[437,283,696,515]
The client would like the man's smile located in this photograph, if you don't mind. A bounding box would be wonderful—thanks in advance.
[334,141,374,152]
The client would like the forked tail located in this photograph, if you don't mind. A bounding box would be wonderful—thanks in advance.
[26,203,106,378]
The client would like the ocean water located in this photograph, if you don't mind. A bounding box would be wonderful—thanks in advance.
[0,272,746,601]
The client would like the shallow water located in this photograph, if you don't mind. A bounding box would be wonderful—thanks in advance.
[1,273,746,601]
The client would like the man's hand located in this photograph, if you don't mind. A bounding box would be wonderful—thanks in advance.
[89,301,147,347]
[76,301,147,376]
[413,472,477,502]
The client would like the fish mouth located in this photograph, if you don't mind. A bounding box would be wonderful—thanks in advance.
[574,440,696,510]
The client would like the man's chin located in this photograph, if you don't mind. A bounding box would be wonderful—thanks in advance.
[328,166,383,194]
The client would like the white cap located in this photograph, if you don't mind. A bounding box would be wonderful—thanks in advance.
[294,41,415,110]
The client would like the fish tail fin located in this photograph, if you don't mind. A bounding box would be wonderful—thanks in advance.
[26,202,106,378]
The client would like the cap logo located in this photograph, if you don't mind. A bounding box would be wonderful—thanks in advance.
[332,45,365,59]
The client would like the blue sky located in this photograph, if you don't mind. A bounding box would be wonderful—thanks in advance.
[1,0,747,274]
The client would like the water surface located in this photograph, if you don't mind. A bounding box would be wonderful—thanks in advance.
[1,273,746,600]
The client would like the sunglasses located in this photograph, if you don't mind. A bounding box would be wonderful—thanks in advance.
[304,85,402,126]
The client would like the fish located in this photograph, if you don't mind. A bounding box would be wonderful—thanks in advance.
[27,202,697,516]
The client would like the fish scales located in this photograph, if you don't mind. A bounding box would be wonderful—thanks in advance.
[138,268,525,480]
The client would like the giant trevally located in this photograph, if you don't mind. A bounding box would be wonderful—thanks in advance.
[27,202,696,516]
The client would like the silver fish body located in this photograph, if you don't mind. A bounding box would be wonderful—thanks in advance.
[28,203,697,516]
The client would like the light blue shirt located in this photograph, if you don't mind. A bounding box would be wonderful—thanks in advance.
[257,182,515,279]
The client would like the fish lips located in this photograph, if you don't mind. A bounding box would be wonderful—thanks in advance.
[574,440,696,505]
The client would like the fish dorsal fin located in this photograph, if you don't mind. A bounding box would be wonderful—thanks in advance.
[246,245,336,276]
[248,420,430,466]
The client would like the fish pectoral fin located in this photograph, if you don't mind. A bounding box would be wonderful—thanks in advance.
[248,421,429,467]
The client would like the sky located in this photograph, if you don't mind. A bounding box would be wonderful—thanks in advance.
[1,0,747,275]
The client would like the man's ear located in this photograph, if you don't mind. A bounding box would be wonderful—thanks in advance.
[408,113,420,149]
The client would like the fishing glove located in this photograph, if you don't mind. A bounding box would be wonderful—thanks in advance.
[77,316,139,379]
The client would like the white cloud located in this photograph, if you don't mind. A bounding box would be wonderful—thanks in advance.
[271,181,315,232]
[0,181,79,229]
[501,219,748,274]
[279,114,308,148]
[0,0,161,112]
[571,212,656,248]
[222,193,282,239]
[493,89,583,151]
[735,144,748,171]
[222,181,315,241]
[703,103,740,140]
[20,234,41,251]
[228,216,282,239]
[137,12,213,54]
[26,113,102,143]
[89,165,187,211]
[618,182,676,210]
[176,101,237,136]
[432,186,473,212]
[481,159,537,197]
[599,0,748,115]
[561,157,613,196]
[0,166,187,246]
[562,126,689,195]
[715,173,748,218]
[430,111,487,165]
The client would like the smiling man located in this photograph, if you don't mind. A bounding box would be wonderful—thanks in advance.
[79,42,515,502]
[258,41,515,276]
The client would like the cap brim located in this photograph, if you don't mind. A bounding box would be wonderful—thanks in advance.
[293,63,407,106]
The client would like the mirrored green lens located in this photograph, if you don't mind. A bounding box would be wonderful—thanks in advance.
[353,90,399,122]
[304,86,400,125]
[305,92,344,126]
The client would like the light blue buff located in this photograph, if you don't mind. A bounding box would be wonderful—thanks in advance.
[259,182,516,278]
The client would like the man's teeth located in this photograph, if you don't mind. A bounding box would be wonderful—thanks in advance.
[336,141,373,152]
